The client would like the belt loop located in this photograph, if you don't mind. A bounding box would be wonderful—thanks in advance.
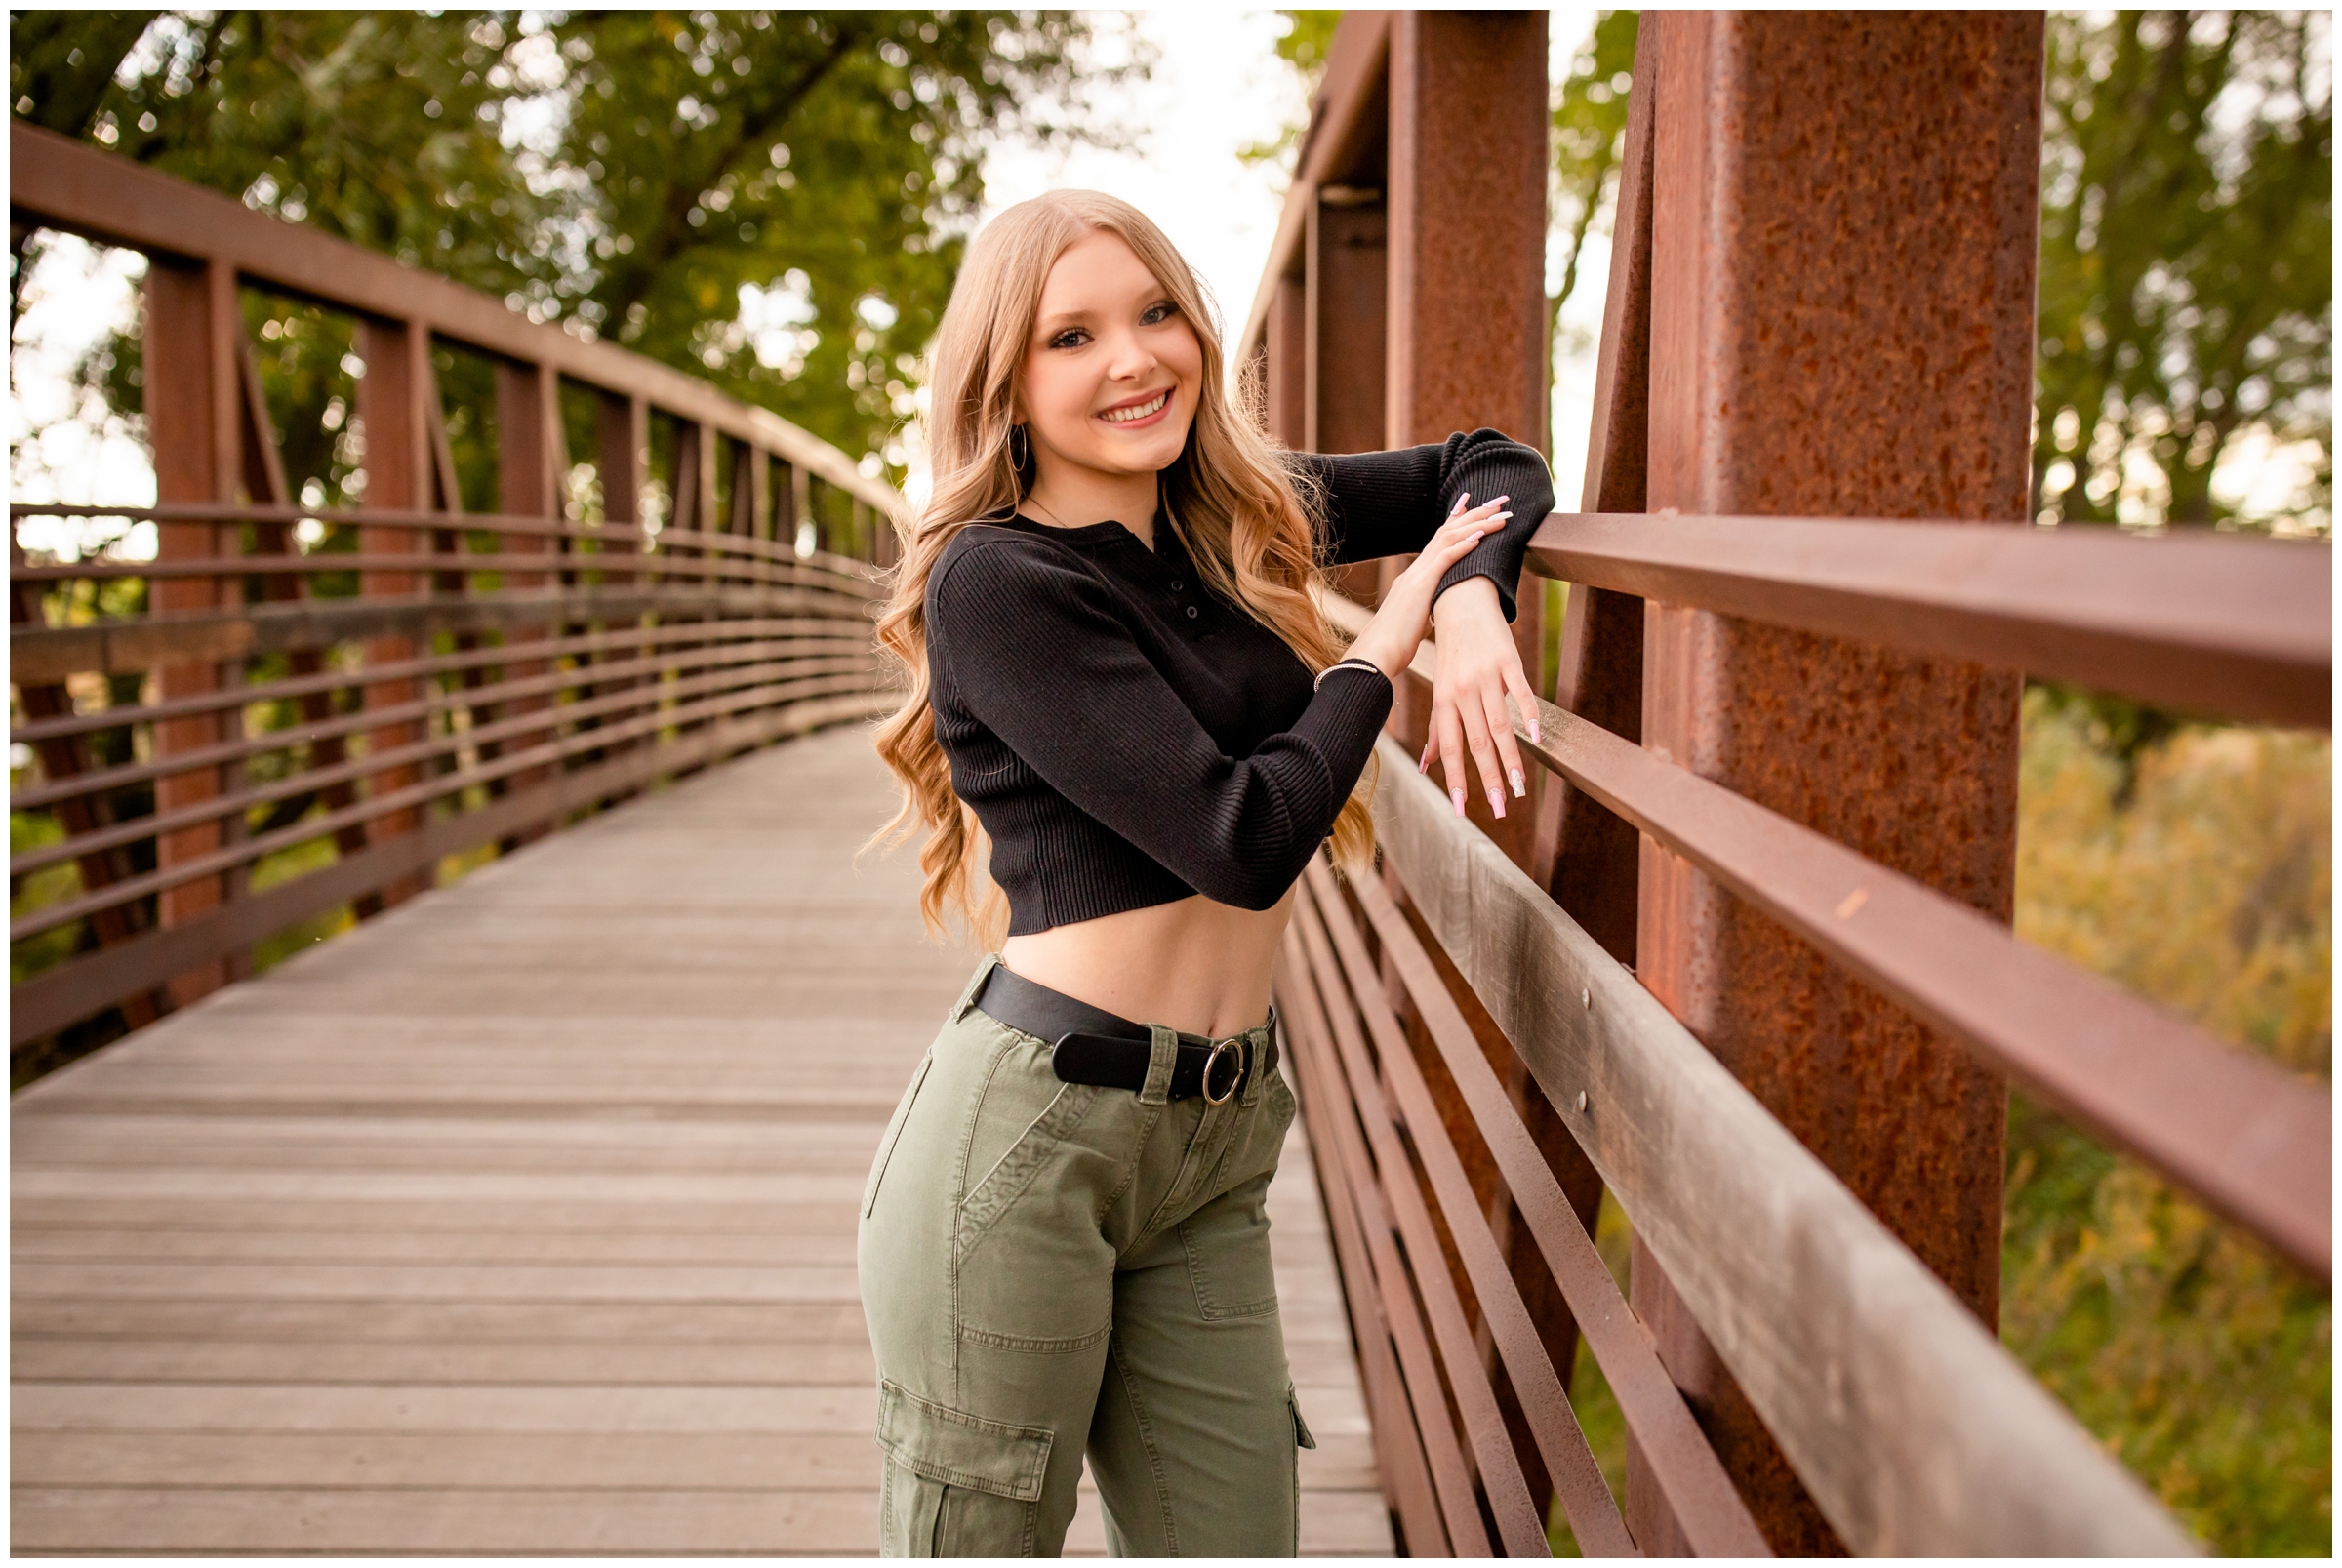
[1238,1025,1269,1107]
[1139,1025,1180,1106]
[950,952,1003,1023]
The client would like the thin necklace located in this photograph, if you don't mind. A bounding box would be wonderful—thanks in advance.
[1025,494,1070,530]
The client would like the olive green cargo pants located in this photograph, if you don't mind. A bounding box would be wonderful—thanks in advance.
[857,954,1314,1556]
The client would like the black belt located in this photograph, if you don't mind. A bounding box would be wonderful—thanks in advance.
[971,963,1274,1106]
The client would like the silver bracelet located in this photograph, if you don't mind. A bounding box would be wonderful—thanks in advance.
[1312,657,1384,692]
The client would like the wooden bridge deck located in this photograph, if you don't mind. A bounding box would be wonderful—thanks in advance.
[11,726,1392,1556]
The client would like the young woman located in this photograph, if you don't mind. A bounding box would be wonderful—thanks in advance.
[860,190,1551,1557]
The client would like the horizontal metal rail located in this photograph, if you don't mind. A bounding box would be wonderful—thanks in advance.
[14,661,881,944]
[11,583,869,681]
[1360,736,2194,1554]
[8,688,886,1048]
[9,617,846,744]
[10,124,905,522]
[1321,585,2331,1279]
[10,129,907,1054]
[10,633,869,813]
[1528,510,2330,727]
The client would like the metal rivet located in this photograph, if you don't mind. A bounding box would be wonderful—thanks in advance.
[1576,1091,1589,1113]
[1580,987,1591,1009]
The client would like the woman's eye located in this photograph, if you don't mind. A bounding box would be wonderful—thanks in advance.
[1141,301,1178,326]
[1048,328,1089,350]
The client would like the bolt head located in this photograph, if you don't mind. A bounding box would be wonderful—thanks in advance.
[1575,1091,1589,1113]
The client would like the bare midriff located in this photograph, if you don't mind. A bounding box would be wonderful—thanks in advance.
[998,887,1297,1040]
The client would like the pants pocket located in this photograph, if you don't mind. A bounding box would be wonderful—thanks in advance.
[1180,1176,1281,1320]
[865,1056,934,1220]
[876,1378,1054,1556]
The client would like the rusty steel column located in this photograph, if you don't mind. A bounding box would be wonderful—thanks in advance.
[1385,8,1552,860]
[355,318,435,912]
[142,256,242,1006]
[588,390,649,780]
[1631,13,2043,1553]
[496,358,563,846]
[1307,186,1389,606]
[1265,275,1308,451]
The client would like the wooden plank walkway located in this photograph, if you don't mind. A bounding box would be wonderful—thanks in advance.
[11,725,1393,1556]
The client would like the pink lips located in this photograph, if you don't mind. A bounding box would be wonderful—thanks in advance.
[1095,388,1174,430]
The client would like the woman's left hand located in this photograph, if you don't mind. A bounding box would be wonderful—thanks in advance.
[1422,576,1539,819]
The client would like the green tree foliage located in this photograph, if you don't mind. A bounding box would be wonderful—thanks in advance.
[8,9,1111,468]
[2036,12,2331,533]
[1549,11,1639,339]
[1237,11,1341,168]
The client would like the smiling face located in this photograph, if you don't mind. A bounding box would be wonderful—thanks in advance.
[1017,229,1204,492]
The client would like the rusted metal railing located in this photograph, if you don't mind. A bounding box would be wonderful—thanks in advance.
[1249,13,2329,1556]
[10,125,903,1055]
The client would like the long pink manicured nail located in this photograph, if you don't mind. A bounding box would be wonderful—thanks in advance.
[1450,786,1467,817]
[1528,715,1542,744]
[1487,786,1506,819]
[1417,745,1430,774]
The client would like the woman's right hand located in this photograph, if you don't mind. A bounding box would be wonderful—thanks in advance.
[1344,493,1512,681]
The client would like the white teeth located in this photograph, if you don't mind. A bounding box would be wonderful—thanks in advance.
[1101,391,1168,424]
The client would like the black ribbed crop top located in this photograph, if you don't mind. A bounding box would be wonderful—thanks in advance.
[923,428,1553,935]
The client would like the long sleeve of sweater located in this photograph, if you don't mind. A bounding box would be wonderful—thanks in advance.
[1288,428,1555,622]
[927,535,1392,911]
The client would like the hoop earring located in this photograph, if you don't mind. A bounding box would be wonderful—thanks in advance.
[1008,422,1030,472]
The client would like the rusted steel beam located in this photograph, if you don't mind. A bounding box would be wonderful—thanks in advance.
[1632,14,2047,1549]
[1381,10,1553,862]
[9,124,900,519]
[1264,278,1308,450]
[9,688,888,1048]
[1532,511,2330,727]
[140,254,238,1007]
[494,359,565,839]
[352,319,436,912]
[1532,22,1655,970]
[1274,932,1490,1557]
[1304,194,1387,457]
[1238,13,1394,359]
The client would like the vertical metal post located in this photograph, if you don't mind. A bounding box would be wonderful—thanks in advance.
[142,256,240,1004]
[1265,275,1308,451]
[355,317,434,911]
[1379,11,1563,1525]
[1632,13,2044,1552]
[590,391,649,778]
[741,445,771,541]
[1305,193,1388,457]
[496,359,562,844]
[1385,7,1551,860]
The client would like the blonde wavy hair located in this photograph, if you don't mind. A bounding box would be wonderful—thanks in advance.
[868,190,1375,944]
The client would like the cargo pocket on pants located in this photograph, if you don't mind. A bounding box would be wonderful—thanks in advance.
[876,1378,1055,1556]
[865,1056,933,1220]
